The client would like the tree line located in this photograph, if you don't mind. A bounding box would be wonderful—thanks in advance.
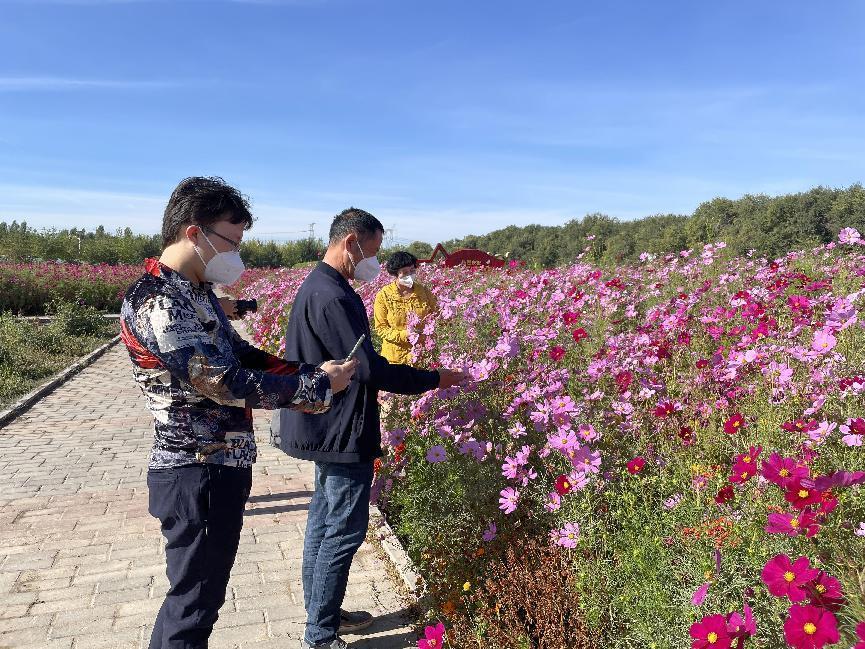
[443,184,865,267]
[2,184,863,268]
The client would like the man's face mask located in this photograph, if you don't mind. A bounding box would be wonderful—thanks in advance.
[194,230,246,286]
[350,241,381,283]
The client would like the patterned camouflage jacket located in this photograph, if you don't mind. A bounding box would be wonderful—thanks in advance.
[120,259,332,470]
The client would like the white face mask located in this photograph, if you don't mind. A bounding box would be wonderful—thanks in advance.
[194,231,245,286]
[397,274,415,288]
[350,241,381,283]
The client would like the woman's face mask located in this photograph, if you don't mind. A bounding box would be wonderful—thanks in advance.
[194,230,246,286]
[350,241,381,283]
[397,273,416,288]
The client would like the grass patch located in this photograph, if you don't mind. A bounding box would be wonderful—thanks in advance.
[0,301,118,408]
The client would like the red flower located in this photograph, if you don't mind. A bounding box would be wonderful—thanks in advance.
[715,485,735,504]
[696,358,710,369]
[761,554,820,602]
[784,479,823,510]
[614,370,633,393]
[549,346,566,361]
[554,474,573,496]
[783,604,839,649]
[689,614,732,649]
[723,413,745,434]
[572,328,588,342]
[782,418,819,433]
[678,426,695,445]
[626,457,646,475]
[729,446,761,484]
[562,311,581,325]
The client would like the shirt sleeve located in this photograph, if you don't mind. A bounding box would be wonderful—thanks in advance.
[320,297,439,395]
[373,289,408,344]
[131,291,333,413]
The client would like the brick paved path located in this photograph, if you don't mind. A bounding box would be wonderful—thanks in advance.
[0,343,416,649]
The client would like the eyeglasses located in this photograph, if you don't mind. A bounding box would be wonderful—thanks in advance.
[202,226,241,252]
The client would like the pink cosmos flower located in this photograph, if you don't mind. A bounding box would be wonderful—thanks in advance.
[761,554,820,602]
[544,491,562,512]
[498,487,519,515]
[689,614,732,649]
[838,227,862,244]
[426,445,447,463]
[729,446,761,484]
[418,622,446,649]
[482,522,497,542]
[811,330,836,355]
[783,604,839,649]
[551,522,580,548]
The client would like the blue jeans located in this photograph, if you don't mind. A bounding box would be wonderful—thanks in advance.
[302,461,374,645]
[147,464,252,649]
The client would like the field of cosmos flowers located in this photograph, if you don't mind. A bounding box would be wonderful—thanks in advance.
[241,229,865,649]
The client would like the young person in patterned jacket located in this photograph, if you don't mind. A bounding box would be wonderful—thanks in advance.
[120,176,357,649]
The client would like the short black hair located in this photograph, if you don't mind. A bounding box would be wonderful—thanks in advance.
[328,207,384,245]
[386,251,418,276]
[162,176,254,248]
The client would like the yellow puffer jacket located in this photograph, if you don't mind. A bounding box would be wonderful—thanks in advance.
[373,281,437,365]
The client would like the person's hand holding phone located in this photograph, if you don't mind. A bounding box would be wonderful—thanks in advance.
[320,359,358,394]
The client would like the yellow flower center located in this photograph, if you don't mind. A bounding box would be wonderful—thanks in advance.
[804,623,817,635]
[741,472,749,479]
[798,489,809,498]
[790,519,800,528]
[816,584,826,594]
[780,468,790,477]
[563,480,570,488]
[784,571,796,582]
[429,640,438,648]
[743,456,752,463]
[707,632,718,644]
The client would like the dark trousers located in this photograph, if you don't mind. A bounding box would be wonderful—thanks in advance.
[302,460,375,645]
[147,464,252,649]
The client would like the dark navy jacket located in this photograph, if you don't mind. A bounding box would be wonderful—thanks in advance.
[271,262,440,463]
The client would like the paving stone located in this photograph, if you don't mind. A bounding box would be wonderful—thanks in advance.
[0,345,416,649]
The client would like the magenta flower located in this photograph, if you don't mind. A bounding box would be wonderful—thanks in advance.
[498,487,519,515]
[482,522,497,542]
[761,554,820,602]
[807,572,844,611]
[783,604,839,649]
[765,511,820,538]
[784,479,823,510]
[626,456,646,475]
[418,621,446,649]
[689,614,732,649]
[691,582,710,606]
[726,604,756,638]
[855,622,865,649]
[762,452,809,489]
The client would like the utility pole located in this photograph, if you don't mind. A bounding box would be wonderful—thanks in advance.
[308,223,316,241]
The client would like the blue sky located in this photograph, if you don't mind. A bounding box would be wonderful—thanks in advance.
[0,0,863,244]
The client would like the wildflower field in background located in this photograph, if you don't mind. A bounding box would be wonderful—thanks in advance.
[243,231,865,648]
[0,261,142,315]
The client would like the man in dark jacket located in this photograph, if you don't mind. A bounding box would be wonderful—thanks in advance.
[271,208,463,649]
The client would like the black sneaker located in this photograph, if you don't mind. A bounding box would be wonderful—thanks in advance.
[300,637,348,649]
[338,609,374,634]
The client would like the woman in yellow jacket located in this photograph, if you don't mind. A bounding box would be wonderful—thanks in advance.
[373,251,437,365]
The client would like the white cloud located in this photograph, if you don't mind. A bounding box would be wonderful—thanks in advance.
[0,77,177,92]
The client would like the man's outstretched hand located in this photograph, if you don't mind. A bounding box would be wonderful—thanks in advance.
[437,368,467,389]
